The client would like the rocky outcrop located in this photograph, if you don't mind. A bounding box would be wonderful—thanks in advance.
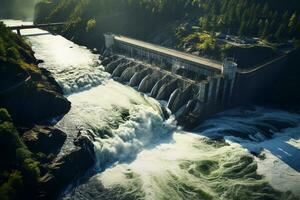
[0,86,71,125]
[22,126,66,155]
[38,131,95,200]
[0,42,71,126]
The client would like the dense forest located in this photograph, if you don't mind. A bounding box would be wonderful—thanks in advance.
[0,108,40,200]
[36,0,300,40]
[0,22,71,199]
[0,23,40,200]
[34,0,300,63]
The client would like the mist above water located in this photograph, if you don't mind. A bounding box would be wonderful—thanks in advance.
[0,0,38,20]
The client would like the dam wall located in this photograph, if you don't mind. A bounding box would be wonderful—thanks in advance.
[102,34,239,123]
[102,34,298,127]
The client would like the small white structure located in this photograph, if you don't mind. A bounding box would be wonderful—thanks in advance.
[104,34,115,49]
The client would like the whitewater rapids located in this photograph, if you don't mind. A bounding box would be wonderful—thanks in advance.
[3,20,300,200]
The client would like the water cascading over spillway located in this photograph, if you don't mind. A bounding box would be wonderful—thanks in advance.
[103,55,201,115]
[4,20,300,200]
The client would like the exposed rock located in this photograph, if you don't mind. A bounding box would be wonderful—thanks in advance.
[22,126,66,155]
[38,132,95,200]
[0,86,71,124]
[0,53,71,125]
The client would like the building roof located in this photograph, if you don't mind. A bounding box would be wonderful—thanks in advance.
[113,35,223,70]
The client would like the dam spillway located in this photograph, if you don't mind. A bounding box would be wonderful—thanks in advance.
[102,34,238,121]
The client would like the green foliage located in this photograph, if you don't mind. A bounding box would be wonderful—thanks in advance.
[0,108,40,199]
[0,170,23,200]
[35,0,300,49]
[0,108,12,122]
[86,18,96,32]
[0,22,29,63]
[6,47,21,61]
[0,37,6,57]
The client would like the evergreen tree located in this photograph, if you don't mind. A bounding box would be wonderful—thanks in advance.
[238,21,246,36]
[262,19,269,37]
[288,12,298,36]
[275,24,285,39]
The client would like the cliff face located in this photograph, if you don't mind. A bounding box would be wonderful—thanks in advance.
[0,22,70,125]
[0,22,94,200]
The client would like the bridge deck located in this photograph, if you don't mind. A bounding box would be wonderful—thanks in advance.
[8,23,65,30]
[114,35,223,70]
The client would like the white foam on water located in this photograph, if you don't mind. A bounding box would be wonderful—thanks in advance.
[3,20,300,200]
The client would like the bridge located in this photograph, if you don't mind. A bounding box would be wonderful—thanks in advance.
[8,23,65,35]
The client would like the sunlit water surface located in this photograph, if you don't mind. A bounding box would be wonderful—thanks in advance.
[3,20,300,200]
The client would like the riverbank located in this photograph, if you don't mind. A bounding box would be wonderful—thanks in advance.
[0,21,95,200]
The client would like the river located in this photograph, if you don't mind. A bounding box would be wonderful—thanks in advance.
[3,20,300,200]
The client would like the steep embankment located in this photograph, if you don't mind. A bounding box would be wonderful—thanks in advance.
[0,22,70,124]
[0,22,94,200]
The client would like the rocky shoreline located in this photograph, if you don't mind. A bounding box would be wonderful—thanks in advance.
[0,22,97,200]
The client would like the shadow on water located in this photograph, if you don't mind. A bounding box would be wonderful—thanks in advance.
[195,106,300,172]
[259,133,300,171]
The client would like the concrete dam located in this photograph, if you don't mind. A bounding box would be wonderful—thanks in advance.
[102,34,238,123]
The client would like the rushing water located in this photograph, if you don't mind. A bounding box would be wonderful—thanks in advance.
[3,20,300,200]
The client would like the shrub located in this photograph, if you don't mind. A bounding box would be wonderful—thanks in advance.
[86,18,96,32]
[0,108,12,122]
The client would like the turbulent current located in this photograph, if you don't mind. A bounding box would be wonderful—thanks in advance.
[3,20,300,200]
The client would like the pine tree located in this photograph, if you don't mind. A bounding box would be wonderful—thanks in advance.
[262,3,269,18]
[275,24,285,39]
[262,19,270,37]
[238,21,246,36]
[288,12,297,36]
[258,19,264,36]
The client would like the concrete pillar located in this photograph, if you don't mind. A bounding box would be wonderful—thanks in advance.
[17,29,21,36]
[214,76,222,102]
[228,79,236,105]
[198,81,209,103]
[221,79,231,105]
[207,77,217,103]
